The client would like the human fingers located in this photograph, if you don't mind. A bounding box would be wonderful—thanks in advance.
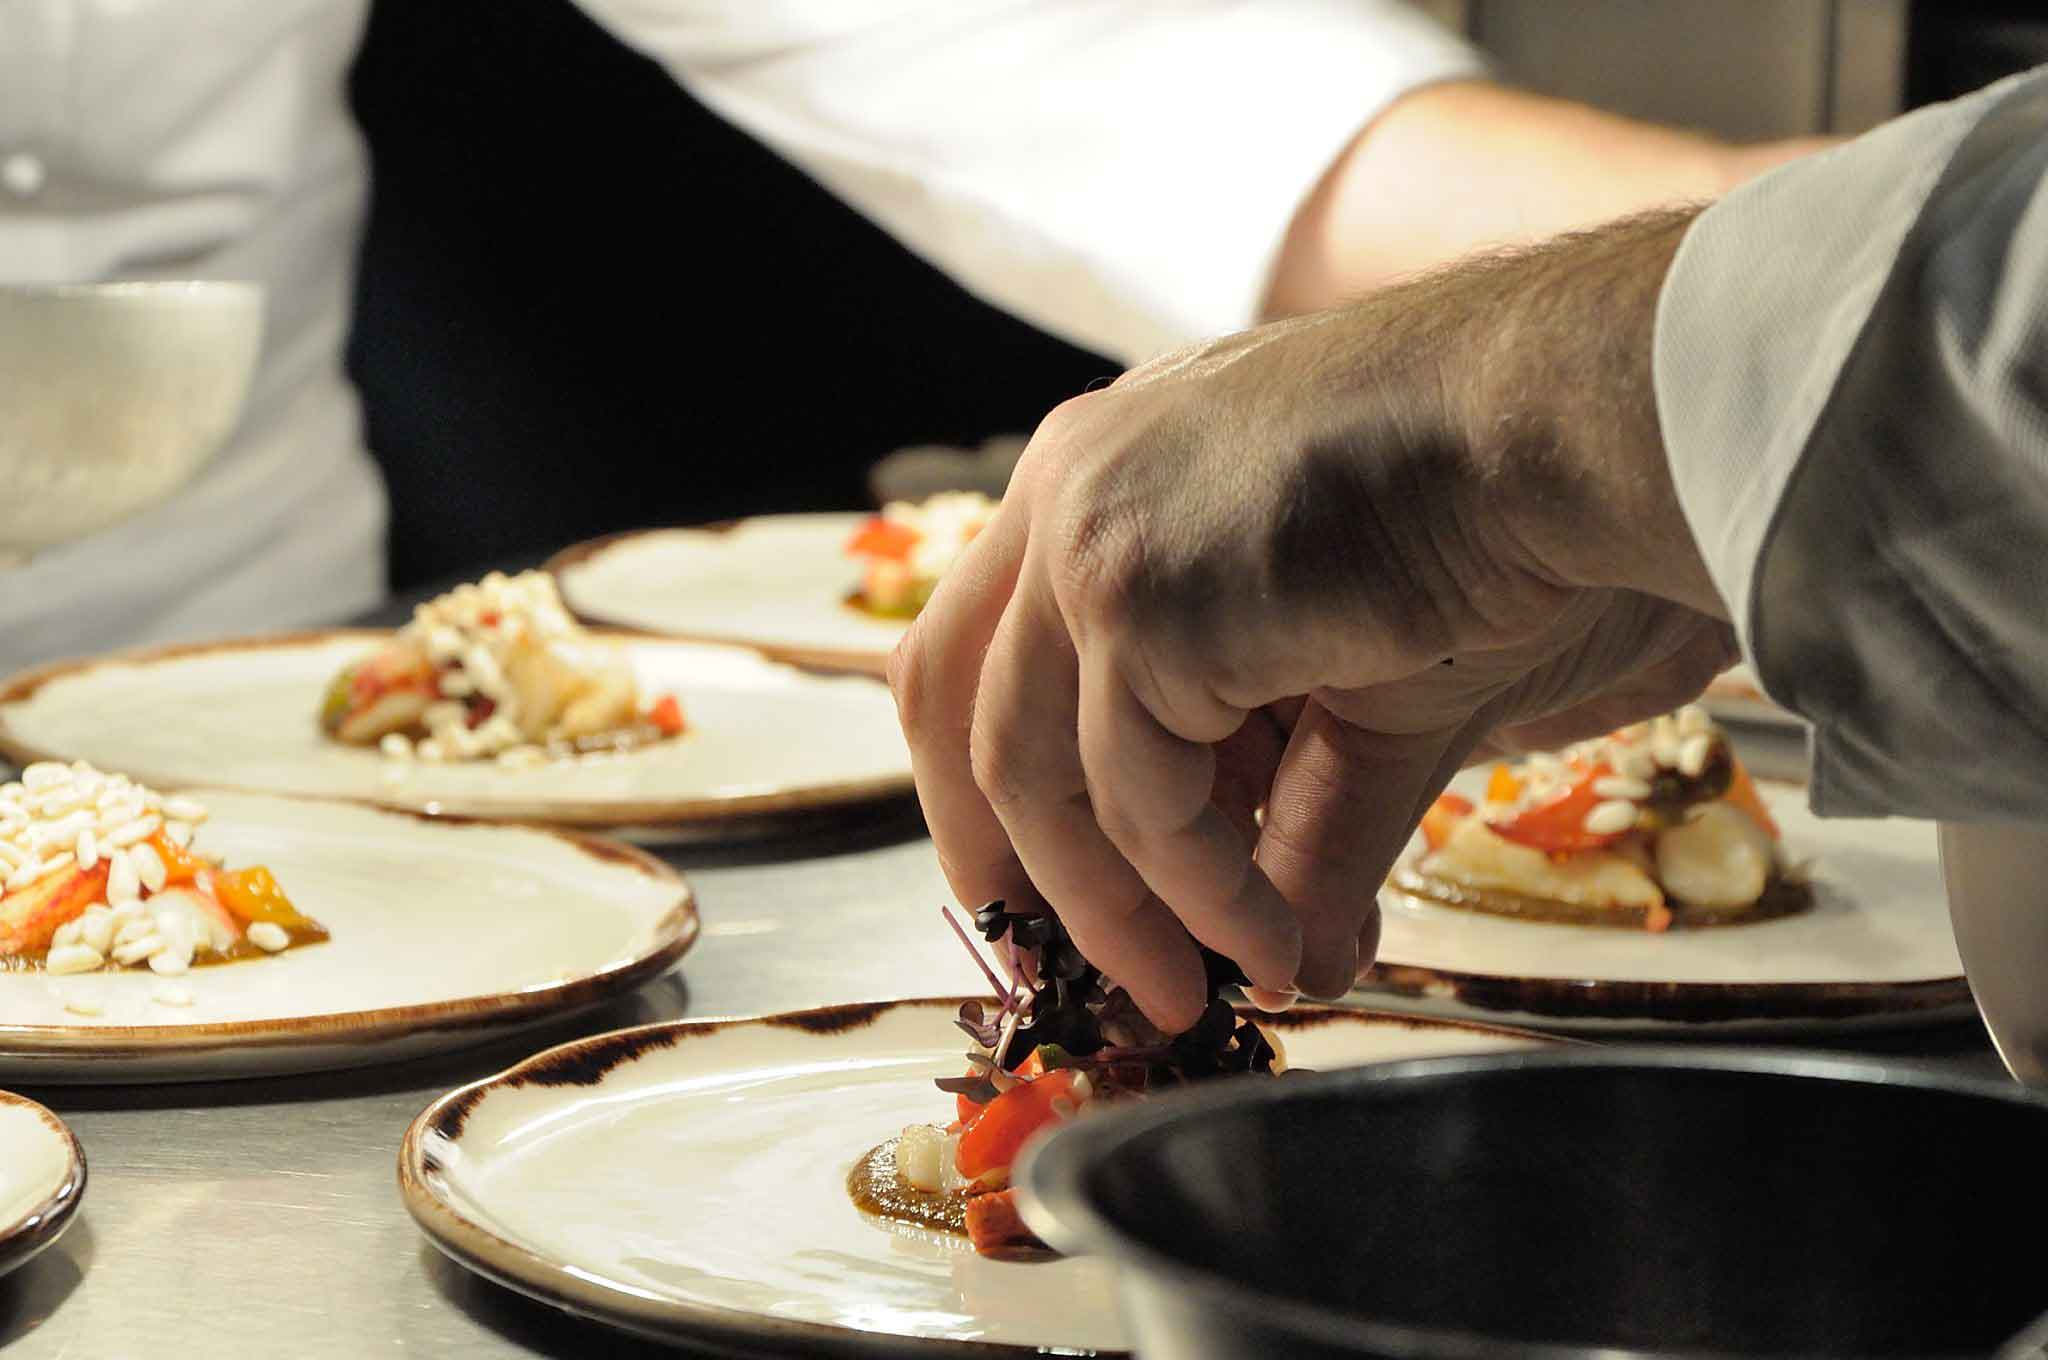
[1073,645,1303,1003]
[1255,704,1478,999]
[888,505,1040,915]
[970,569,1210,1031]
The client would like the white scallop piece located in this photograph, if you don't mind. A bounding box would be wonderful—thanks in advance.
[401,998,1553,1356]
[0,631,912,831]
[1367,769,1966,1033]
[0,1090,83,1278]
[0,791,697,1082]
[550,514,908,672]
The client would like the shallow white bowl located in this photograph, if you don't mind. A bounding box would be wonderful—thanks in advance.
[0,281,263,556]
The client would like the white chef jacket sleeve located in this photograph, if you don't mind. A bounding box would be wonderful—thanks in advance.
[1655,67,2048,819]
[569,0,1482,364]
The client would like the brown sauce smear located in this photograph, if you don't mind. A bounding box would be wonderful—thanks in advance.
[1392,866,1814,931]
[3,921,331,973]
[847,1137,968,1238]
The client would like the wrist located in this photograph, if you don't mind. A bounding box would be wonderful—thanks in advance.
[1449,209,1729,618]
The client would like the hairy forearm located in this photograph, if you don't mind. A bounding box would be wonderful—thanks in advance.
[1448,208,1723,616]
[1263,79,1826,319]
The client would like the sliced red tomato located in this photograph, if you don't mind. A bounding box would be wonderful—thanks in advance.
[845,517,920,561]
[1420,793,1474,852]
[648,693,686,736]
[1491,765,1627,854]
[955,1045,1055,1123]
[955,1069,1086,1182]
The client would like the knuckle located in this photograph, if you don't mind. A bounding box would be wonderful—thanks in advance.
[969,713,1069,809]
[884,625,930,732]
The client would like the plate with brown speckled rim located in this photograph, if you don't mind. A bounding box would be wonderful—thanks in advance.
[0,791,697,1082]
[398,997,1560,1358]
[0,630,913,840]
[547,515,907,675]
[1359,767,1969,1035]
[0,1089,83,1278]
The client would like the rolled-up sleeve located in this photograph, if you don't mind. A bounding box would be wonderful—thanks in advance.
[572,0,1482,364]
[1655,67,2048,819]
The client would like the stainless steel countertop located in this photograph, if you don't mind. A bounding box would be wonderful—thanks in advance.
[0,726,2007,1359]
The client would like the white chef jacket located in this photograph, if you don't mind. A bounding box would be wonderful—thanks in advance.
[0,0,1480,673]
[1657,66,2048,819]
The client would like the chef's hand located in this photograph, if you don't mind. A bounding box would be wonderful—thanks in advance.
[890,209,1732,1032]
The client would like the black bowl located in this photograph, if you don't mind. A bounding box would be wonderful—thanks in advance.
[1017,1049,2048,1358]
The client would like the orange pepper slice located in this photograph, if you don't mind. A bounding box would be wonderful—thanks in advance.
[147,831,206,887]
[211,865,316,930]
[1721,757,1779,838]
[1485,763,1523,804]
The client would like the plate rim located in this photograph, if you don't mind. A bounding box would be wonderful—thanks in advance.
[0,1089,85,1278]
[398,996,1567,1358]
[0,799,700,1062]
[545,517,896,677]
[0,628,913,827]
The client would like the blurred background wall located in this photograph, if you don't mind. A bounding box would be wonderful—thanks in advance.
[346,0,2040,591]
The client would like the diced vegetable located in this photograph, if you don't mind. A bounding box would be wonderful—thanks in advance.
[148,831,205,888]
[964,1188,1044,1253]
[845,517,920,561]
[1491,765,1627,854]
[648,693,686,737]
[212,865,317,931]
[955,1069,1087,1181]
[1420,793,1474,852]
[1485,764,1523,804]
[1720,757,1779,839]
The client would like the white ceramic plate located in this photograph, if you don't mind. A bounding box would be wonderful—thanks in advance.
[0,792,697,1082]
[0,1090,83,1278]
[548,515,906,674]
[0,630,913,834]
[400,997,1555,1357]
[1701,664,1801,730]
[1361,772,1968,1032]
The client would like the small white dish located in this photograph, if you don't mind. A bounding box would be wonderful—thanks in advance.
[549,515,906,674]
[399,997,1555,1356]
[0,791,697,1082]
[0,1090,84,1279]
[1363,772,1968,1033]
[0,281,263,557]
[0,630,912,835]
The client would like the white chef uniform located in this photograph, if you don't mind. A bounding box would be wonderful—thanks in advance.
[1658,66,2048,818]
[0,0,1480,672]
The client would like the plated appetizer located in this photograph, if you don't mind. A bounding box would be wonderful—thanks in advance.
[844,491,998,618]
[1397,707,1808,931]
[850,902,1282,1256]
[319,570,686,766]
[0,763,325,980]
